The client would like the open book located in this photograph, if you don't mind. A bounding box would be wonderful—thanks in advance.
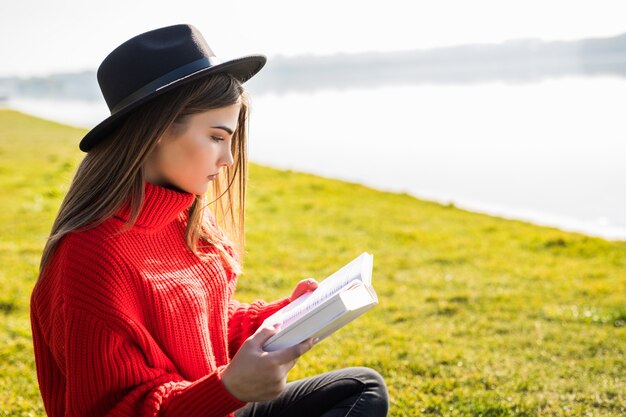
[263,252,378,352]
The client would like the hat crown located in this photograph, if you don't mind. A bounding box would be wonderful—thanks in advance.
[97,24,215,111]
[79,24,265,152]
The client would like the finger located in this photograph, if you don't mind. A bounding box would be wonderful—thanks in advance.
[305,278,319,290]
[291,279,319,300]
[271,337,315,364]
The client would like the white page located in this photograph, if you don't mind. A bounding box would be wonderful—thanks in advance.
[269,253,373,328]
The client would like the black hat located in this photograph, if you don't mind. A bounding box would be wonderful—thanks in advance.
[79,24,266,152]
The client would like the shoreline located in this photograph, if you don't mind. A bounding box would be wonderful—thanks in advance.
[262,165,626,242]
[2,102,625,242]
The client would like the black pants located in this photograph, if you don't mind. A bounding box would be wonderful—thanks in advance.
[234,367,388,417]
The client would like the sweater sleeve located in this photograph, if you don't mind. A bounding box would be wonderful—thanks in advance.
[61,305,246,417]
[227,297,291,358]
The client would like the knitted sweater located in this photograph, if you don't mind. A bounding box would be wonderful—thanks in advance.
[30,182,291,417]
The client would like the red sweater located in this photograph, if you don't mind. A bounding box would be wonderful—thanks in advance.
[30,182,291,417]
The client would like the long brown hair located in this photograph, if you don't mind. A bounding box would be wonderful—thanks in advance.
[39,73,249,276]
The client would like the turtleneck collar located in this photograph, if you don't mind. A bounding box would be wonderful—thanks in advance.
[114,182,196,231]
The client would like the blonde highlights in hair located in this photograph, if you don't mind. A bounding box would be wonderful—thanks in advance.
[39,73,249,276]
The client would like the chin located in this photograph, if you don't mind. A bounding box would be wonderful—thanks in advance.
[192,183,210,196]
[170,181,207,196]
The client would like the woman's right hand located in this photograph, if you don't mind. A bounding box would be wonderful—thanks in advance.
[221,323,315,402]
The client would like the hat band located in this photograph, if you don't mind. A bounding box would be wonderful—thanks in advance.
[110,56,222,114]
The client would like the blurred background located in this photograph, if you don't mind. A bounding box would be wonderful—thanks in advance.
[2,0,625,240]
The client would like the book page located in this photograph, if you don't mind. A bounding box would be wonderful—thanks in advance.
[264,282,378,351]
[267,253,373,329]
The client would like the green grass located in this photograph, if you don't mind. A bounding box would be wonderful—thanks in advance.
[1,108,625,416]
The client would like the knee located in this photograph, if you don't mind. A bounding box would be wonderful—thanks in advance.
[352,367,389,410]
[353,366,386,388]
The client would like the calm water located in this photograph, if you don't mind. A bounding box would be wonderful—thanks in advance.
[6,76,626,240]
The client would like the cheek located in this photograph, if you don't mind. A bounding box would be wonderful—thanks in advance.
[170,139,215,176]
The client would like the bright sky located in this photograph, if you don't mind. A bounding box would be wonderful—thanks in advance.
[1,0,626,77]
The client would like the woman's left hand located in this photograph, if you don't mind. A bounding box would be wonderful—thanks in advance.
[289,278,319,301]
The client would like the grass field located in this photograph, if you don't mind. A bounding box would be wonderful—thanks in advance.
[1,109,625,416]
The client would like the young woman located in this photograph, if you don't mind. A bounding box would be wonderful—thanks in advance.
[30,24,388,417]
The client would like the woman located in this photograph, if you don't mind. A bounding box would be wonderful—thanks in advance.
[30,24,388,417]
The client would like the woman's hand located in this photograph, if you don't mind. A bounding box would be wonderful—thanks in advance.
[289,278,319,301]
[221,278,319,401]
[221,323,315,402]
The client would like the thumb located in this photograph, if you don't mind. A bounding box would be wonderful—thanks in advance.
[269,337,316,364]
[249,322,282,347]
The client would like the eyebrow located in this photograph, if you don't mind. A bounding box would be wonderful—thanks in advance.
[212,125,234,135]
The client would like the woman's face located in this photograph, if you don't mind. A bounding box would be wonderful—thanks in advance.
[144,101,241,195]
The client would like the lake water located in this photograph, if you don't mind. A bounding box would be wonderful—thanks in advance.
[5,76,626,240]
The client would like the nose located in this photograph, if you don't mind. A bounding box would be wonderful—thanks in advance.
[219,145,234,168]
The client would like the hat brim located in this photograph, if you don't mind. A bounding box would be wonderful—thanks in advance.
[79,55,266,152]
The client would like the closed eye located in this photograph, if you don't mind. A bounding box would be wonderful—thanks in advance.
[211,136,225,142]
